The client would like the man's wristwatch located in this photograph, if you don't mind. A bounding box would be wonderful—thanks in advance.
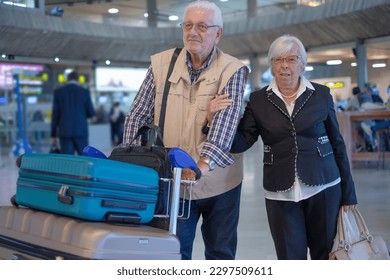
[199,156,216,171]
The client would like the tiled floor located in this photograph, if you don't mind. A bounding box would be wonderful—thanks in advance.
[0,140,389,260]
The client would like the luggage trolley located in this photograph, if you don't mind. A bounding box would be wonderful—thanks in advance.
[0,147,200,260]
[166,147,201,235]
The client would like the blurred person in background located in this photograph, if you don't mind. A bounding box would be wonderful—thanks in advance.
[50,71,95,155]
[109,102,125,146]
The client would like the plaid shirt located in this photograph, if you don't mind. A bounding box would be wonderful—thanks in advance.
[123,50,247,167]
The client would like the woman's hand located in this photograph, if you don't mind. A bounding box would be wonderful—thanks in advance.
[206,94,233,123]
[342,204,357,212]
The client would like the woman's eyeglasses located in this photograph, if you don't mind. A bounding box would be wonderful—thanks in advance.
[272,55,301,65]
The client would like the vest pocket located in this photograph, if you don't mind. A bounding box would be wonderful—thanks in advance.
[196,96,212,125]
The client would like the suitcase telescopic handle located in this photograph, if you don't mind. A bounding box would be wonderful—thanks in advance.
[167,148,201,235]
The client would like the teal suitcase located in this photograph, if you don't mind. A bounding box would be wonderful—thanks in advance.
[14,153,159,223]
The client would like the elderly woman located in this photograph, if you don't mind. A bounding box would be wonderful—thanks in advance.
[208,34,358,260]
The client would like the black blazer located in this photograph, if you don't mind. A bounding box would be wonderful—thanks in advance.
[231,82,357,205]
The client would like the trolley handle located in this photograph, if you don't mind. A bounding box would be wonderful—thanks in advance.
[168,148,201,180]
[167,148,200,235]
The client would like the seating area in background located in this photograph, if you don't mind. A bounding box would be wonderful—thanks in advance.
[376,128,390,169]
[336,110,390,169]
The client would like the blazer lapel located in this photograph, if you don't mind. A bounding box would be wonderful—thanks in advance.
[291,88,315,119]
[266,90,290,118]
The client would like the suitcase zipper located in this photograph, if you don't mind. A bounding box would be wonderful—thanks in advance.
[17,178,157,205]
[19,168,158,191]
[0,235,86,260]
[19,169,158,193]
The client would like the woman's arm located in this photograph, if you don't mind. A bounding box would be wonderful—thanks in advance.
[206,94,233,124]
[206,94,259,153]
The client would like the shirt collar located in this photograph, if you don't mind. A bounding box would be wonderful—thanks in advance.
[185,47,215,72]
[267,75,314,100]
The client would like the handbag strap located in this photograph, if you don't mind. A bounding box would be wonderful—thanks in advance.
[131,124,164,149]
[128,48,181,148]
[158,47,182,138]
[339,207,382,256]
[337,209,346,246]
[338,208,371,247]
[351,207,370,237]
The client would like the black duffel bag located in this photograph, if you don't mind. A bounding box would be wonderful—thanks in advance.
[108,124,172,215]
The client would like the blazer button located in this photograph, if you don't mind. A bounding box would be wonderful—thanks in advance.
[292,148,297,153]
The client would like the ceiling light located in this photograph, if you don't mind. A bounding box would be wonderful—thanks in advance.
[326,60,342,65]
[54,57,60,62]
[305,66,314,71]
[219,0,229,2]
[144,13,148,18]
[64,69,74,75]
[105,60,111,65]
[297,0,325,7]
[372,63,386,68]
[1,54,6,59]
[3,1,26,7]
[169,15,179,21]
[351,62,357,67]
[108,8,119,14]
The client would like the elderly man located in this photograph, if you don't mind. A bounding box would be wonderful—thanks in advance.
[122,1,248,260]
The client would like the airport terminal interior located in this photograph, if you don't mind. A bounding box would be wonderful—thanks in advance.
[1,0,390,259]
[1,136,389,259]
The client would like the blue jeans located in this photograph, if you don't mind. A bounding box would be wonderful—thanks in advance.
[176,184,242,260]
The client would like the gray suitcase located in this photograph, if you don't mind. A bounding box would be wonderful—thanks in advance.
[0,148,200,260]
[0,206,180,260]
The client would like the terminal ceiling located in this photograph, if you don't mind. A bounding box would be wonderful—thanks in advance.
[0,0,390,67]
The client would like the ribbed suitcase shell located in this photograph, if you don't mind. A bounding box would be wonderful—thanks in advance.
[0,206,180,260]
[16,153,159,223]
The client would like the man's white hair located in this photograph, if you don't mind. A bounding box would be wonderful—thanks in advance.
[183,0,223,27]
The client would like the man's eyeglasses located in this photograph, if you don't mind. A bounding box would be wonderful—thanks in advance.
[272,55,301,65]
[180,22,219,33]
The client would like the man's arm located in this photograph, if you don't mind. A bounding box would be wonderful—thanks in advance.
[122,66,155,145]
[201,66,247,167]
[205,92,259,154]
[85,89,95,118]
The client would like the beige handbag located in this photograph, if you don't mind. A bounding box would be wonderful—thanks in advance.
[329,207,389,260]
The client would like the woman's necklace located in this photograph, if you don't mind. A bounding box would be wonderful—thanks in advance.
[281,91,298,99]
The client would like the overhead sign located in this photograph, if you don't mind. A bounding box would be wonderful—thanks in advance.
[325,81,345,89]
